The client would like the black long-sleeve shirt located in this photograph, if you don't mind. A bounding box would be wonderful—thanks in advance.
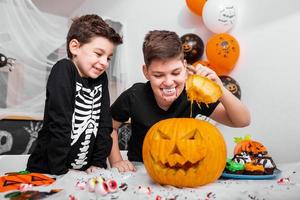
[27,59,112,175]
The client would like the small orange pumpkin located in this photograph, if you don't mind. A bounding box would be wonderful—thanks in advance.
[186,74,222,104]
[143,118,227,188]
[234,135,268,156]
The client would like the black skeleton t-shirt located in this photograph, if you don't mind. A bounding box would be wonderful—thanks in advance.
[27,59,112,175]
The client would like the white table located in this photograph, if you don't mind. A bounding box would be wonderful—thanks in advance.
[0,155,300,199]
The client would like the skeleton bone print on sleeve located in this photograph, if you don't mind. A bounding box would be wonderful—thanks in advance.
[70,82,102,169]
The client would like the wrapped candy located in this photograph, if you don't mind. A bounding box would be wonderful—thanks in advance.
[87,177,104,192]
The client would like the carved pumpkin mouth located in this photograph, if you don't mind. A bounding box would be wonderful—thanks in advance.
[163,160,200,171]
[150,154,202,175]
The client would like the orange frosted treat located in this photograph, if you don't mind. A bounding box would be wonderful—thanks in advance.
[244,163,264,175]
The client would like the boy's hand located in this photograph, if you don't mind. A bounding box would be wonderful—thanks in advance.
[111,160,136,172]
[187,64,223,87]
[85,165,102,174]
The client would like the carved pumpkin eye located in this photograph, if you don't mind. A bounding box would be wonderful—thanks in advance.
[182,129,201,140]
[154,129,171,140]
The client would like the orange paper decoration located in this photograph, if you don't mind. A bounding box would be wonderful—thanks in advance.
[206,33,240,75]
[0,173,55,192]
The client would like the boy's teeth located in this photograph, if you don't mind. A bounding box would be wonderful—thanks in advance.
[163,88,175,94]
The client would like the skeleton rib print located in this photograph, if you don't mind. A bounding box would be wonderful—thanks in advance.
[70,81,102,169]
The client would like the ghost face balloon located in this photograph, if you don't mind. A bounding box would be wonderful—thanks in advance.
[202,0,237,33]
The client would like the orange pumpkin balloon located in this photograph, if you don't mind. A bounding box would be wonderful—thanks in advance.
[143,118,227,188]
[185,0,207,16]
[206,33,240,75]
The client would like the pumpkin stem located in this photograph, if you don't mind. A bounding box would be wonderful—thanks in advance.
[234,134,251,143]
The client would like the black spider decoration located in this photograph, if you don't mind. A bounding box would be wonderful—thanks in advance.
[0,53,16,71]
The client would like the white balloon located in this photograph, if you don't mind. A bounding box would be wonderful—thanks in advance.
[202,0,237,33]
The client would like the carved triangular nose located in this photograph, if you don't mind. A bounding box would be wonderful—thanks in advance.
[170,144,182,156]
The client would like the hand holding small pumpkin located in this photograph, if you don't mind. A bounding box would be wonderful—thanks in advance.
[187,64,223,88]
[186,64,223,104]
[111,160,136,172]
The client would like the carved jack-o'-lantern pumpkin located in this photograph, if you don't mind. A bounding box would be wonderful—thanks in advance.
[186,74,222,104]
[143,118,227,188]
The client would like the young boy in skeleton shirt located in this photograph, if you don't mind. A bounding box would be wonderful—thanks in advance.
[27,14,122,175]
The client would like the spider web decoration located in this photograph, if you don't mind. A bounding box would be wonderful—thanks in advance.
[118,123,132,150]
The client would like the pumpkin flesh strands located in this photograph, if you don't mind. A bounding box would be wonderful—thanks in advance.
[186,75,222,117]
[186,75,221,103]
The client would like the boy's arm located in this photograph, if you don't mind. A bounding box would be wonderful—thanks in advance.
[189,64,251,127]
[109,120,123,163]
[90,75,113,168]
[109,120,136,172]
[109,86,135,172]
[46,62,74,175]
[210,88,251,127]
[90,126,112,168]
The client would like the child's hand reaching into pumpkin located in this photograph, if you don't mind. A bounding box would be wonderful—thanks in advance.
[111,160,136,172]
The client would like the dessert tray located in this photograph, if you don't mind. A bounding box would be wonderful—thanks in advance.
[221,169,282,180]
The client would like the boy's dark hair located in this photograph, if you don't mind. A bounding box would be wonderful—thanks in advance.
[66,14,123,58]
[142,30,183,66]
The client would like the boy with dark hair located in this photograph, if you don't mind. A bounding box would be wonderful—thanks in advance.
[27,14,122,175]
[109,30,250,172]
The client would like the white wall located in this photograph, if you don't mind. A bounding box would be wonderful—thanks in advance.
[72,0,300,163]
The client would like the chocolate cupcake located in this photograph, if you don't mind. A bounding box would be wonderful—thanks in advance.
[256,156,277,175]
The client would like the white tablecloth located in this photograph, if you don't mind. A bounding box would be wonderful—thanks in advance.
[1,156,300,200]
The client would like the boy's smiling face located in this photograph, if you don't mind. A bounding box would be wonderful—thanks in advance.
[70,36,115,78]
[143,57,187,110]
